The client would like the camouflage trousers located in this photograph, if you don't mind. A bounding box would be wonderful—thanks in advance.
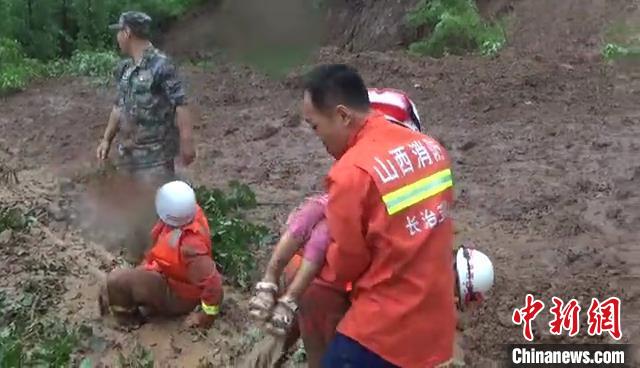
[116,162,176,264]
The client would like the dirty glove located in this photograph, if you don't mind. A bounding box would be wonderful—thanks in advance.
[248,281,278,321]
[184,311,216,329]
[265,296,298,336]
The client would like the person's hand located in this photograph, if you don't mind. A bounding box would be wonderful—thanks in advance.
[184,311,216,329]
[248,281,278,321]
[96,139,111,160]
[178,137,196,166]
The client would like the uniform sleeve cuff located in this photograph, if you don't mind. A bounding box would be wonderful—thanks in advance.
[201,301,219,316]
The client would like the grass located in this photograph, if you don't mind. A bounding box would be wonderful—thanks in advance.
[0,206,80,367]
[601,43,640,60]
[0,306,79,368]
[0,37,119,95]
[0,207,31,233]
[0,295,155,368]
[406,0,506,58]
[116,343,155,368]
[0,205,156,367]
[601,21,640,61]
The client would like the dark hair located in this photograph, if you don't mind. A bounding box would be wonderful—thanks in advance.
[303,64,370,112]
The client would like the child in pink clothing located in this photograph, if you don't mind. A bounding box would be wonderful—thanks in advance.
[249,193,331,334]
[284,193,330,265]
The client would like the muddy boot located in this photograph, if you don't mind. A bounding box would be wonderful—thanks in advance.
[98,282,146,328]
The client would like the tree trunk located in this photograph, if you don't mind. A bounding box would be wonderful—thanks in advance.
[27,0,32,29]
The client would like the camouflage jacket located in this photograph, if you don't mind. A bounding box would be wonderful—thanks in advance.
[114,45,187,170]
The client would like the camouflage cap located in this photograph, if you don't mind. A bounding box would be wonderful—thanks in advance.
[109,11,152,38]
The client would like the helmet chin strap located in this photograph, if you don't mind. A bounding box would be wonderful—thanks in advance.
[460,243,479,304]
[165,213,192,225]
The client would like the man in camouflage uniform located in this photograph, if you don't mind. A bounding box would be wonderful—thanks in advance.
[96,11,196,262]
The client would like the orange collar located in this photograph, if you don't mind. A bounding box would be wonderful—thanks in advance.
[340,111,385,158]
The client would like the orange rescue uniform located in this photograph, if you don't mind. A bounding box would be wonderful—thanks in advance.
[143,205,223,312]
[319,112,456,367]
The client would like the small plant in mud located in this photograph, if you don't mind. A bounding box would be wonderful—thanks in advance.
[195,181,273,288]
[0,206,32,233]
[0,204,43,241]
[406,0,506,58]
[116,342,155,368]
[0,289,151,367]
[0,290,80,367]
[601,43,640,60]
[0,205,83,367]
[601,21,640,61]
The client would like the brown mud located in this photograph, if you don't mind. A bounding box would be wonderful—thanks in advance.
[1,0,640,366]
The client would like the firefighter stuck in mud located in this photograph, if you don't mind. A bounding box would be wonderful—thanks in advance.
[96,11,196,263]
[99,180,223,329]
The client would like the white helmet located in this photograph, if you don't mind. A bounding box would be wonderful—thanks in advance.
[455,245,494,307]
[155,180,197,227]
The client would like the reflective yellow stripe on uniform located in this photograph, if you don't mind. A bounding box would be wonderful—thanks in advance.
[382,168,453,215]
[201,301,220,316]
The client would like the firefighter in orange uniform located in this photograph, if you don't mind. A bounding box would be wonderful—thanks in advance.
[99,180,223,329]
[302,64,456,367]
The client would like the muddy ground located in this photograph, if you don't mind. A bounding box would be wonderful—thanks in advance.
[1,0,640,366]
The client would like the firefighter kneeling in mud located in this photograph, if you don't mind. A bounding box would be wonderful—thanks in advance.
[99,180,223,329]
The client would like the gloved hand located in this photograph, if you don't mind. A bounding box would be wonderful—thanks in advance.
[265,296,298,336]
[248,281,278,321]
[184,311,216,329]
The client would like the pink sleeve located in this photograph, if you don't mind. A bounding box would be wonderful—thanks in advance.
[302,219,330,265]
[286,194,328,242]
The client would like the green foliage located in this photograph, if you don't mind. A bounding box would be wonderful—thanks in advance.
[195,181,272,288]
[601,21,640,61]
[0,206,31,233]
[117,343,155,368]
[0,38,42,93]
[0,0,205,60]
[0,291,79,367]
[291,344,307,363]
[0,0,203,92]
[406,0,506,58]
[0,204,79,366]
[39,49,119,84]
[0,291,153,367]
[601,43,640,60]
[0,42,118,94]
